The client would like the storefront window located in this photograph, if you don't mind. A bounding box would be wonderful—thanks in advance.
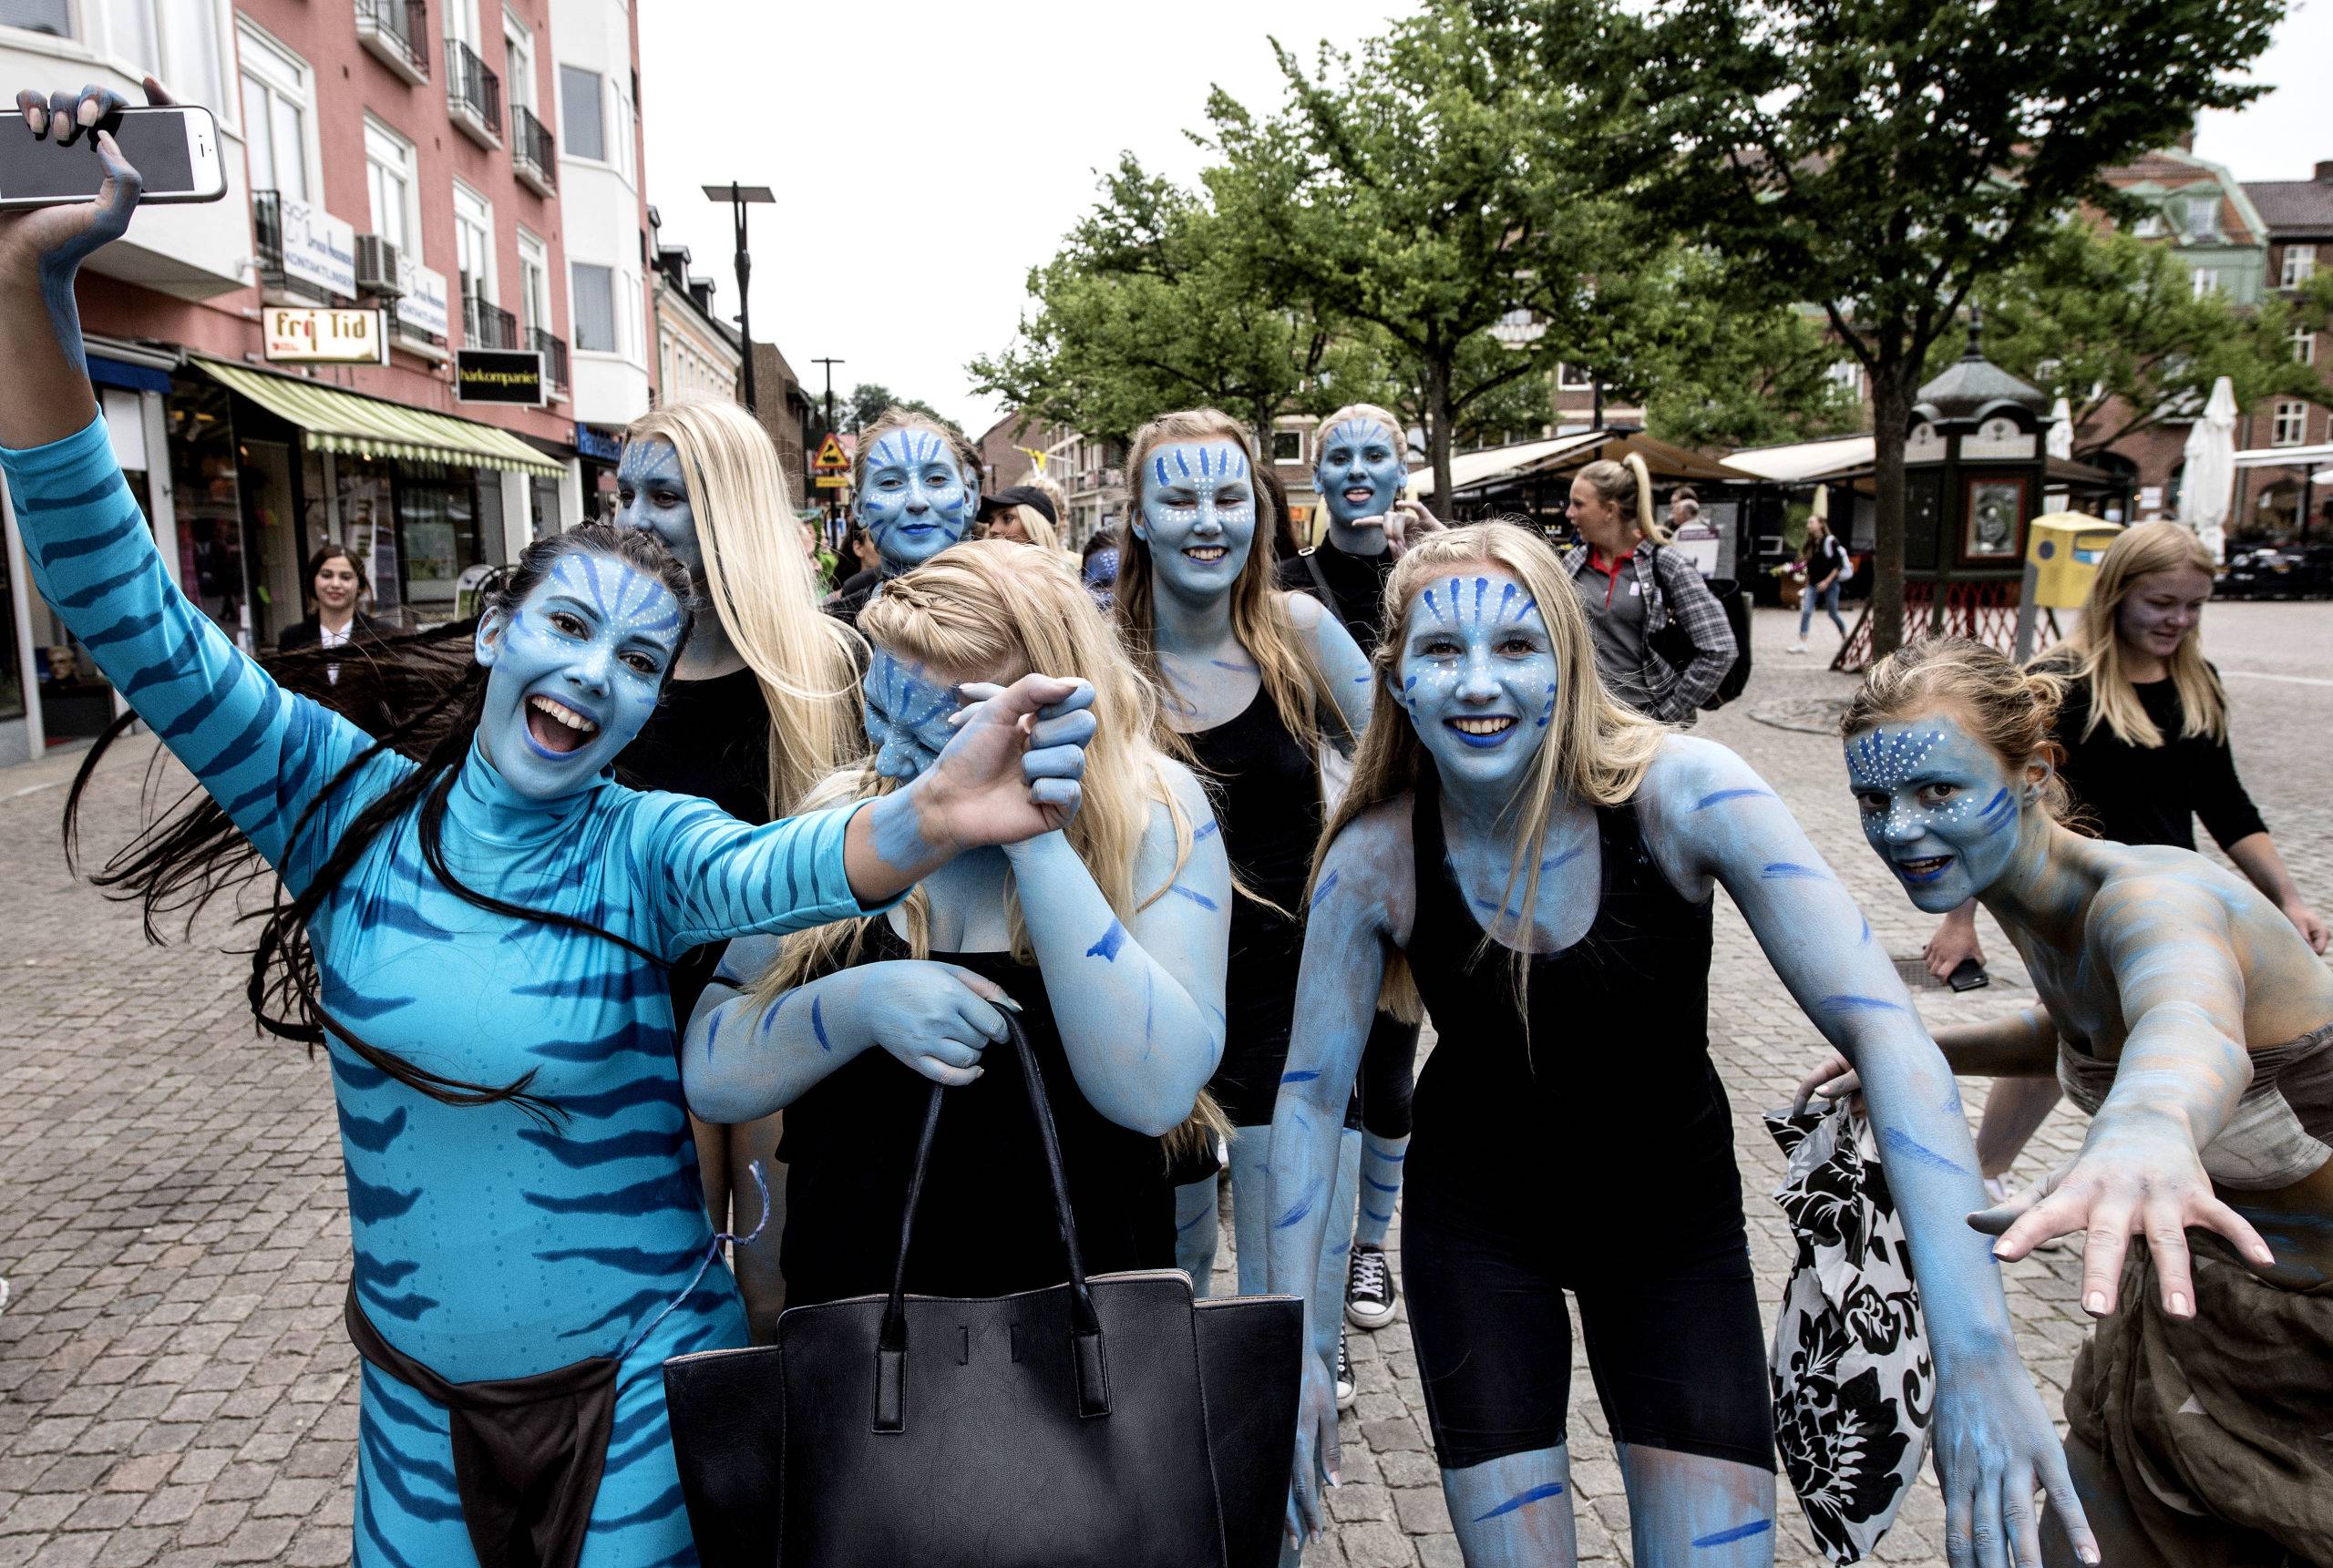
[334,456,400,622]
[396,464,505,623]
[166,378,249,647]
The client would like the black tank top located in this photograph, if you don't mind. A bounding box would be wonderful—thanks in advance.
[1403,765,1742,1258]
[777,921,1174,1307]
[1187,688,1352,1128]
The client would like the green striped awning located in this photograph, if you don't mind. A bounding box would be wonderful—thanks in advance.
[193,357,564,477]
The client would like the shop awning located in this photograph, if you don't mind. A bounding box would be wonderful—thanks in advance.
[1723,435,1876,484]
[1412,428,1752,498]
[192,357,564,477]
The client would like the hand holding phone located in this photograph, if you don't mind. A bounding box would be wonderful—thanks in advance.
[3,81,222,210]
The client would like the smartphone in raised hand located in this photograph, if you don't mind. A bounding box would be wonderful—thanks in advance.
[0,104,226,210]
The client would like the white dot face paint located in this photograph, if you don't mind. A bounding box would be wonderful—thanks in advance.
[1391,569,1559,797]
[1311,417,1406,530]
[855,427,975,572]
[862,647,966,782]
[1136,440,1256,602]
[480,551,684,800]
[1843,716,2026,912]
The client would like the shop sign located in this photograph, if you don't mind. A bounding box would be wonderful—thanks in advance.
[262,306,387,366]
[396,258,451,338]
[455,348,546,406]
[573,424,622,462]
[814,474,849,489]
[276,198,357,298]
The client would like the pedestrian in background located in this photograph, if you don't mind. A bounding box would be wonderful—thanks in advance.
[1560,453,1736,723]
[1790,508,1850,654]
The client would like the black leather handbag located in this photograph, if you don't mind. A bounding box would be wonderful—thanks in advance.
[663,1019,1304,1568]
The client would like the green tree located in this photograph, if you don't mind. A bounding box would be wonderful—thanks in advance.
[1639,0,2282,653]
[1947,220,2333,456]
[1204,0,1654,502]
[840,382,953,435]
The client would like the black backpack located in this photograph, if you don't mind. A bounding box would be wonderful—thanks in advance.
[1647,546,1752,712]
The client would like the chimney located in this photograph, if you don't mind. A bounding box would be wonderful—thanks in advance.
[2318,159,2333,183]
[2172,128,2195,153]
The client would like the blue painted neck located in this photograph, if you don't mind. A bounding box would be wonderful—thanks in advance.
[450,737,603,847]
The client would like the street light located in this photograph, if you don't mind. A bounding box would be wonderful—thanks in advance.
[703,183,775,413]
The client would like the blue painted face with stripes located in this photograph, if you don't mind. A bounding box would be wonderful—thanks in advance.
[1392,568,1558,794]
[1135,441,1254,600]
[475,550,683,800]
[1845,716,2026,912]
[1313,417,1405,528]
[863,648,966,782]
[612,438,700,581]
[856,426,976,571]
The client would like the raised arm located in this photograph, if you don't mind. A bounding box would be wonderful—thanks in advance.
[1285,589,1375,742]
[1002,764,1229,1138]
[1639,738,2093,1567]
[1265,809,1403,1545]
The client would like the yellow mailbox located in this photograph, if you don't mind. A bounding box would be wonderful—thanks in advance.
[2014,512,2123,660]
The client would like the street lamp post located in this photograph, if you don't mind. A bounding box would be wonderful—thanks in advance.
[812,357,844,528]
[704,182,775,413]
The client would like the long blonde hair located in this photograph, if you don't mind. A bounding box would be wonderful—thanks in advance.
[1316,521,1667,1018]
[753,541,1196,994]
[624,398,862,814]
[2071,521,2226,747]
[1116,408,1340,753]
[1843,636,2075,823]
[1575,452,1669,546]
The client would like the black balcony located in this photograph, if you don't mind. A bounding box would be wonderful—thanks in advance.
[531,329,569,388]
[464,296,519,350]
[446,39,502,146]
[253,190,286,285]
[510,105,555,195]
[356,0,428,83]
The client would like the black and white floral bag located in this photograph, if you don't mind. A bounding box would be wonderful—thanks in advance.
[1764,1101,1935,1563]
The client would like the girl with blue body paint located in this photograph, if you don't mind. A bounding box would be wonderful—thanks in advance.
[1268,524,2092,1568]
[825,408,983,627]
[0,82,1097,1567]
[1111,408,1377,1407]
[686,540,1233,1305]
[1804,639,2333,1568]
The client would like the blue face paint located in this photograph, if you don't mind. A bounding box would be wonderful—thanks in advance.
[854,426,975,572]
[860,647,963,782]
[477,552,683,800]
[612,439,700,581]
[1389,569,1557,796]
[1311,417,1406,537]
[1844,717,2027,912]
[1134,441,1255,602]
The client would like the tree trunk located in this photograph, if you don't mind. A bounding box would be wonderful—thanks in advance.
[1868,360,1911,659]
[1426,353,1454,509]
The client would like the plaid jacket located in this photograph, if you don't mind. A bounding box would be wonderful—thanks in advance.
[1560,538,1738,723]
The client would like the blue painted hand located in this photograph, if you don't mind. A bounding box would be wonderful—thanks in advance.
[1313,416,1406,540]
[1133,441,1255,604]
[1845,719,2030,913]
[473,551,684,800]
[848,959,1015,1088]
[1390,569,1559,797]
[612,437,703,581]
[855,426,976,572]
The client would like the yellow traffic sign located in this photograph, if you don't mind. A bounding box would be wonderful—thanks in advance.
[813,433,850,472]
[815,474,849,489]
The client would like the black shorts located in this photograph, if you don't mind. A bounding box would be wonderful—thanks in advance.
[1357,1009,1421,1140]
[1402,1197,1775,1473]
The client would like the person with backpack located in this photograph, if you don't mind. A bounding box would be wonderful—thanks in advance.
[1790,511,1852,654]
[1560,454,1738,723]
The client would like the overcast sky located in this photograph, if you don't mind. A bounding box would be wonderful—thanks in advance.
[640,0,2329,442]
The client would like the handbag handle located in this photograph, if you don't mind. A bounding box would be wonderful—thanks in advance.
[873,1013,1111,1431]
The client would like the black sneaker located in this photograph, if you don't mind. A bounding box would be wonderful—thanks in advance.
[1334,1325,1357,1412]
[1345,1243,1398,1331]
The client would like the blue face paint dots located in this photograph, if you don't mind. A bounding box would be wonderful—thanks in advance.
[1135,440,1256,602]
[612,438,700,581]
[1843,716,2029,912]
[1391,567,1558,795]
[855,426,975,572]
[476,551,684,801]
[1312,417,1407,533]
[861,647,964,782]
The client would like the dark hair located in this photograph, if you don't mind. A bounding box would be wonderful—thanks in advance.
[1255,467,1300,560]
[305,541,369,599]
[66,525,696,1124]
[1670,486,1699,508]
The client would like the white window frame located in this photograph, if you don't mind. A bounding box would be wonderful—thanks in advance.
[453,181,497,322]
[1557,363,1594,391]
[609,72,636,183]
[1826,359,1864,395]
[364,116,420,257]
[236,21,318,205]
[55,1,228,129]
[2190,266,2223,301]
[2292,327,2318,367]
[443,0,479,47]
[2184,194,2220,241]
[570,261,619,354]
[515,229,550,342]
[2270,401,2307,447]
[502,10,534,111]
[2282,244,2318,289]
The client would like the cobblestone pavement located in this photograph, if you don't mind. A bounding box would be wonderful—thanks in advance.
[1,600,2327,1566]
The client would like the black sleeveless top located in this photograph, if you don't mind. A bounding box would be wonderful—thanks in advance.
[1186,688,1354,1129]
[776,920,1174,1307]
[1403,765,1742,1259]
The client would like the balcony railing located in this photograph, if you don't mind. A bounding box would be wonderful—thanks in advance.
[510,105,556,195]
[464,296,519,350]
[531,329,570,389]
[446,39,502,147]
[356,0,428,84]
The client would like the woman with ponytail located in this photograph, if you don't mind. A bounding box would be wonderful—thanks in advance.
[1562,453,1736,723]
[0,80,1095,1565]
[612,396,866,1341]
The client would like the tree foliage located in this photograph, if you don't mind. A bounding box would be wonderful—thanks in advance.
[838,383,953,435]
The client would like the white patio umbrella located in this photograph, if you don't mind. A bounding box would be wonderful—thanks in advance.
[2177,376,2238,562]
[2047,396,2074,461]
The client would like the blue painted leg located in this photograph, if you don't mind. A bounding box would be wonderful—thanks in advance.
[1444,1444,1578,1567]
[1354,1132,1409,1249]
[1176,1169,1221,1300]
[1612,1443,1776,1568]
